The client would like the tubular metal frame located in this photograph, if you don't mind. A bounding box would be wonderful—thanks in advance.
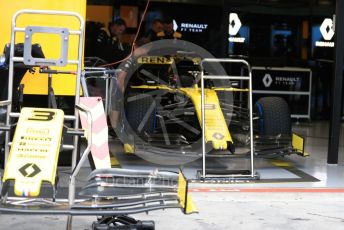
[0,7,96,212]
[3,9,85,169]
[81,68,121,115]
[200,58,256,179]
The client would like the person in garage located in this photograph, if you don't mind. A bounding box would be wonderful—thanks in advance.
[157,17,182,40]
[144,18,164,42]
[94,18,129,64]
[109,39,151,140]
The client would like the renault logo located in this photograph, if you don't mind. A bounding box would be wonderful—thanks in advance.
[320,18,334,41]
[263,74,273,88]
[229,13,242,36]
[19,163,41,178]
[173,20,178,31]
[213,133,224,140]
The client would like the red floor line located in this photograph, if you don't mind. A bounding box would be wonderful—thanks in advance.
[189,188,344,193]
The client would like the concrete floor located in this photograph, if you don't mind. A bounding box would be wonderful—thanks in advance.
[1,192,344,230]
[1,121,344,229]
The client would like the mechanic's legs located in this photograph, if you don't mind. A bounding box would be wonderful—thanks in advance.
[109,71,127,128]
[109,76,124,136]
[110,107,131,146]
[109,110,120,130]
[109,71,133,146]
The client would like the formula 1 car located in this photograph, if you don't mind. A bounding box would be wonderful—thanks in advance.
[121,54,306,159]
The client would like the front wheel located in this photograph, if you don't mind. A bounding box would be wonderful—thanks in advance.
[255,97,291,136]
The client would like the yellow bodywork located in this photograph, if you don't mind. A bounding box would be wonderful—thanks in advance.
[212,87,249,92]
[292,133,308,157]
[3,108,64,197]
[180,87,233,150]
[123,143,135,154]
[177,170,198,214]
[132,84,233,150]
[0,0,86,95]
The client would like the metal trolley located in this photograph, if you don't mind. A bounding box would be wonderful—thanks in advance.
[3,9,85,169]
[200,58,259,181]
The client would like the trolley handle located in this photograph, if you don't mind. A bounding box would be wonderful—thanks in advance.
[83,69,121,77]
[200,58,252,78]
[12,9,84,29]
[39,69,76,75]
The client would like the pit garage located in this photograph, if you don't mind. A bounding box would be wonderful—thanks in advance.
[0,0,344,229]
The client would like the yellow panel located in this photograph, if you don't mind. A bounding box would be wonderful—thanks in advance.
[3,108,64,197]
[123,143,135,154]
[270,160,291,167]
[110,154,120,167]
[177,170,198,214]
[181,86,233,150]
[213,87,249,92]
[292,133,308,157]
[0,0,86,95]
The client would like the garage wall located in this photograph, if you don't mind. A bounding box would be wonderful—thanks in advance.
[86,5,113,27]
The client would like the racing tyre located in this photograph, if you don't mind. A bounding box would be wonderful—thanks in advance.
[255,97,291,136]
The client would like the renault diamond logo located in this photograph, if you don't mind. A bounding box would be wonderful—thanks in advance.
[263,74,273,88]
[320,18,334,41]
[19,163,41,178]
[213,133,224,140]
[229,13,242,36]
[173,20,178,31]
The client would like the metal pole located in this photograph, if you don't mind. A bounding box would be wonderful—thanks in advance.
[328,0,344,164]
[248,66,254,176]
[71,13,85,170]
[105,76,109,114]
[201,71,206,178]
[80,72,89,97]
[48,73,52,108]
[106,78,116,115]
[220,0,228,58]
[4,15,18,166]
[69,105,92,206]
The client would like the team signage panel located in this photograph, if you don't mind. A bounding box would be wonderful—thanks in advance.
[252,68,311,92]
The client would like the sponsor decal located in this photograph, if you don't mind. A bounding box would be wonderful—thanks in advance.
[19,163,41,178]
[213,133,224,140]
[137,56,173,64]
[173,19,208,33]
[262,73,301,87]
